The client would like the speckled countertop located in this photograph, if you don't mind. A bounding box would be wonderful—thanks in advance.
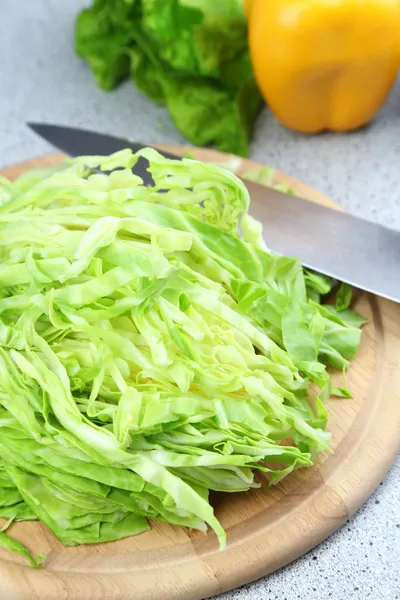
[0,1,399,599]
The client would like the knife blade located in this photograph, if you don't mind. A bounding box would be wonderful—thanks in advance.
[27,122,400,303]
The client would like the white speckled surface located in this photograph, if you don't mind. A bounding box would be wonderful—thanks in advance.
[0,1,399,598]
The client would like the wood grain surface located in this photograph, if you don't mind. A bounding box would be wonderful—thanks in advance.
[0,148,399,600]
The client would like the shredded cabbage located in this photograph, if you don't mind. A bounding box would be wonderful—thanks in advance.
[0,150,364,564]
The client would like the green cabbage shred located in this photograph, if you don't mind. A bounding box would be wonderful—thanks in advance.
[0,149,364,564]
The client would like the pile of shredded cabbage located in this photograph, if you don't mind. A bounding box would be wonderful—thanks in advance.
[0,149,364,565]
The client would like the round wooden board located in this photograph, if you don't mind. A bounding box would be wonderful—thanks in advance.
[0,148,399,600]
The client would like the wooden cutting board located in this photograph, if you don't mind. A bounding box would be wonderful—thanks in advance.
[0,147,399,600]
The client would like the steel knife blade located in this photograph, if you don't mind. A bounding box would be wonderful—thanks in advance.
[27,122,400,303]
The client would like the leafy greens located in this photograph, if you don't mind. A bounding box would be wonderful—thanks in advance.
[74,0,263,156]
[0,149,364,565]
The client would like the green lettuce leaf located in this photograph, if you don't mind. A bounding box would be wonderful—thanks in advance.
[74,0,263,156]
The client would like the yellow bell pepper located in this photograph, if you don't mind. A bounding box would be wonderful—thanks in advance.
[248,0,400,133]
[244,0,254,17]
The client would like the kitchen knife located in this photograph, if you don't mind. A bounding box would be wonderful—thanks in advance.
[28,122,400,303]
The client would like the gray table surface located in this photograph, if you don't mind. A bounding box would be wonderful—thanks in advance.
[0,1,399,599]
